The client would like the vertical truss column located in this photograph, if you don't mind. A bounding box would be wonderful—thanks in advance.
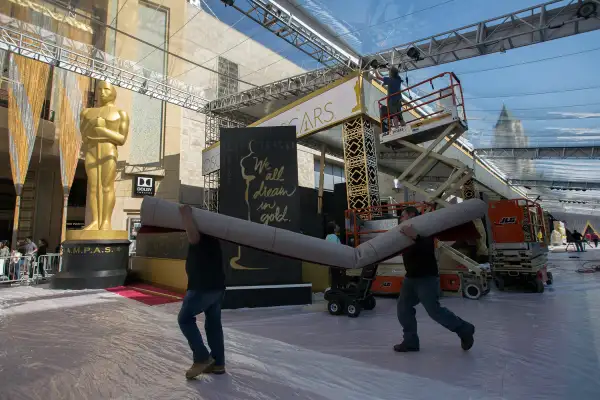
[342,116,380,213]
[203,113,220,211]
[204,170,220,212]
[203,113,246,212]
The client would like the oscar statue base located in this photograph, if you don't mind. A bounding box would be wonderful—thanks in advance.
[50,230,130,290]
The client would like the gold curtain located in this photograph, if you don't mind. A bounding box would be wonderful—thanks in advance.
[5,0,94,45]
[7,54,50,248]
[56,69,89,242]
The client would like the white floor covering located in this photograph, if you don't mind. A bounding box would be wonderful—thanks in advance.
[1,249,600,399]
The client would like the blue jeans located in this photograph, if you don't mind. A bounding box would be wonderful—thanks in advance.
[397,276,472,347]
[178,289,225,366]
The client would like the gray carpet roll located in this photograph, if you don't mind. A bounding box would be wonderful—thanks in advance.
[140,197,487,269]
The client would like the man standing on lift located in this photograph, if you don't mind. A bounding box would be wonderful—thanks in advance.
[374,66,406,129]
[395,206,475,353]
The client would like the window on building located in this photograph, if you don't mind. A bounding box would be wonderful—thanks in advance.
[217,57,239,98]
[128,1,168,166]
[314,160,345,192]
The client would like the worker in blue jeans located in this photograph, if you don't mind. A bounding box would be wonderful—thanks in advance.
[178,204,227,379]
[394,206,475,352]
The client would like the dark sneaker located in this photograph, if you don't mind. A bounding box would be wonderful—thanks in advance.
[393,342,420,352]
[206,364,226,375]
[185,357,215,379]
[459,324,475,351]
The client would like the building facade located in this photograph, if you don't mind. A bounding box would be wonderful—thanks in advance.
[0,0,399,251]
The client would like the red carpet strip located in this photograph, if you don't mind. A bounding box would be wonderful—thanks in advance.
[106,284,183,306]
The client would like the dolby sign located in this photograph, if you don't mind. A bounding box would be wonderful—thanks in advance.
[134,176,155,197]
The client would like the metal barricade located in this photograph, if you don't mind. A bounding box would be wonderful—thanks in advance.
[33,253,62,283]
[0,254,36,285]
[0,253,62,285]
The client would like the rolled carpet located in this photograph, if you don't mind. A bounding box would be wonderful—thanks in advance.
[139,197,487,269]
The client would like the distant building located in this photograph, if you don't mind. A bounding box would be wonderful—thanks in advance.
[493,104,527,148]
[493,104,533,179]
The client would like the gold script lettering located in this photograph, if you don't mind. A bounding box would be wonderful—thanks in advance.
[252,181,295,199]
[248,154,297,225]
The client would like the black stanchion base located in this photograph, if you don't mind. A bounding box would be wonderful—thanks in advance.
[222,283,312,309]
[51,233,130,290]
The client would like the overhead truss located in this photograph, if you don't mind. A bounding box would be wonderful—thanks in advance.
[475,146,600,159]
[366,0,600,71]
[0,14,209,111]
[208,64,352,113]
[220,0,359,69]
[510,179,600,190]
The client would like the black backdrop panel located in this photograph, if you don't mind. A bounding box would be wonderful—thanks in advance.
[219,127,302,286]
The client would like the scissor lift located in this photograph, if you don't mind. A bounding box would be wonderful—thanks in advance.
[343,202,489,300]
[378,72,471,208]
[488,199,553,293]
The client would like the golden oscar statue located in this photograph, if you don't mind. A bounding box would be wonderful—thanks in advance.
[52,81,132,290]
[80,81,129,232]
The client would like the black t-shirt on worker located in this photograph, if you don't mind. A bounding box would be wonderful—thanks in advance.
[401,235,439,278]
[185,235,225,291]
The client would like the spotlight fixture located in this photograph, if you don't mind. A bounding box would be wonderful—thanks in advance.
[577,2,597,19]
[406,46,422,62]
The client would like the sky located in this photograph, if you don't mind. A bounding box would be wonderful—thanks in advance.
[198,0,600,188]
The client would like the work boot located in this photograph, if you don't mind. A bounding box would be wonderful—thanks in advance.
[206,364,226,375]
[393,342,420,353]
[458,323,475,351]
[185,357,215,379]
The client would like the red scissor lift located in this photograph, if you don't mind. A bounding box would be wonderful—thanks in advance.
[344,202,489,300]
[488,199,552,293]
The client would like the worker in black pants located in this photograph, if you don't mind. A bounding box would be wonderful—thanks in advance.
[394,206,475,353]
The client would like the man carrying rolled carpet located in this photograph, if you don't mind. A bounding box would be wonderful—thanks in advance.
[178,204,227,378]
[394,206,475,353]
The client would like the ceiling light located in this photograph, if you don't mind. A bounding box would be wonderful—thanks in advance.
[406,47,422,61]
[577,2,597,19]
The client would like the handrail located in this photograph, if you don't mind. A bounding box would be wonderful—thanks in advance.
[377,72,466,131]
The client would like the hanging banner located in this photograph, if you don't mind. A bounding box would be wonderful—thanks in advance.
[7,54,50,190]
[56,69,86,191]
[219,126,302,286]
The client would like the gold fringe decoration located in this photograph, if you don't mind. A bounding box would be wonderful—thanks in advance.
[7,54,50,249]
[56,70,88,243]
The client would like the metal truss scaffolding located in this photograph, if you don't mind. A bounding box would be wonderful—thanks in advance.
[221,0,359,69]
[208,64,352,113]
[203,170,220,212]
[342,116,380,213]
[510,179,600,190]
[204,112,246,146]
[0,14,209,111]
[366,0,600,71]
[203,113,246,211]
[475,146,600,160]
